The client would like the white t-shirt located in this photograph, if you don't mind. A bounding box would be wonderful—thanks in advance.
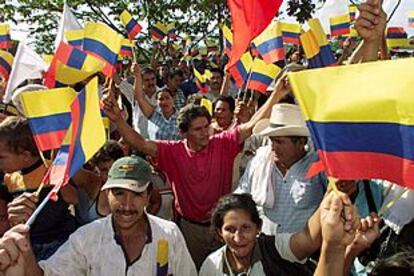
[199,233,304,276]
[39,214,197,276]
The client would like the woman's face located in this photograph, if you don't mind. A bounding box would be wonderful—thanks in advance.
[219,209,260,259]
[157,91,174,114]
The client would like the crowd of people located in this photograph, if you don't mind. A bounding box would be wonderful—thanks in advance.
[0,0,413,275]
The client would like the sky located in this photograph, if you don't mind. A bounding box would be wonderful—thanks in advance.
[8,0,414,44]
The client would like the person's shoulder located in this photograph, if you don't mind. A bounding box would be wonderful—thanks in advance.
[73,216,110,236]
[147,214,181,235]
[200,246,226,273]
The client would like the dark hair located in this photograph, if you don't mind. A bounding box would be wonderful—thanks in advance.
[0,116,38,156]
[177,104,212,132]
[210,68,224,78]
[168,69,184,80]
[141,67,156,77]
[369,251,414,276]
[156,87,174,98]
[213,96,235,114]
[288,136,308,144]
[91,140,124,166]
[211,194,262,233]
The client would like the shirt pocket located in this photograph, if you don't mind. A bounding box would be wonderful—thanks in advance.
[289,180,320,209]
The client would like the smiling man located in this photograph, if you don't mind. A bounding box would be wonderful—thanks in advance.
[0,156,196,275]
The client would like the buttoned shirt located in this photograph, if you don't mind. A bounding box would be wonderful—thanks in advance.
[39,214,197,276]
[236,150,326,234]
[148,108,181,141]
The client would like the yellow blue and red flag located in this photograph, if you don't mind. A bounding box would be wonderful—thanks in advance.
[300,19,335,68]
[167,22,177,40]
[120,38,134,57]
[280,22,301,45]
[349,5,357,22]
[120,10,143,40]
[194,68,212,94]
[228,51,253,88]
[253,21,284,64]
[222,24,233,57]
[0,24,11,49]
[45,41,105,88]
[205,39,219,53]
[45,77,105,188]
[289,57,414,189]
[19,86,77,151]
[247,58,281,94]
[386,26,410,48]
[0,50,13,80]
[65,29,84,49]
[329,14,351,37]
[409,11,414,27]
[151,22,167,41]
[83,22,122,77]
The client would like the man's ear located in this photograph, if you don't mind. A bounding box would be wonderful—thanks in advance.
[21,150,34,162]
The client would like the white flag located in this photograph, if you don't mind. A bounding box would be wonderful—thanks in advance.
[54,1,82,50]
[3,43,48,103]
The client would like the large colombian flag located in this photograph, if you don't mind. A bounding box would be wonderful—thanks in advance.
[228,51,253,88]
[46,77,105,188]
[329,14,351,37]
[83,22,121,77]
[44,41,105,88]
[65,29,84,49]
[253,21,284,64]
[247,58,281,93]
[289,58,414,189]
[19,86,77,151]
[0,24,11,49]
[0,50,13,80]
[120,10,143,40]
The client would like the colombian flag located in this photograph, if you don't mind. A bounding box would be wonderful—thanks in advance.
[120,10,142,40]
[289,58,414,189]
[222,24,233,56]
[83,22,122,77]
[329,14,351,36]
[205,39,219,53]
[46,77,105,188]
[120,38,134,57]
[65,29,84,49]
[0,24,11,49]
[194,68,212,94]
[409,11,414,27]
[151,22,167,41]
[20,86,77,151]
[349,5,357,22]
[0,50,13,80]
[386,27,410,48]
[280,22,301,45]
[253,21,284,64]
[228,51,253,88]
[167,22,177,40]
[247,58,281,93]
[45,41,105,88]
[300,19,335,69]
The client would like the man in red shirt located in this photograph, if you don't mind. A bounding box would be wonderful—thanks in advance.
[103,77,288,268]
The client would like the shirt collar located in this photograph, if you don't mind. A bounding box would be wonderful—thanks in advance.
[222,240,262,275]
[111,213,153,245]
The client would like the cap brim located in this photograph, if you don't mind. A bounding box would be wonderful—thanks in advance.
[255,125,310,137]
[101,179,150,193]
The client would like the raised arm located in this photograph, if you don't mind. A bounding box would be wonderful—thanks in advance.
[354,0,387,62]
[103,92,158,157]
[133,64,156,118]
[237,74,289,143]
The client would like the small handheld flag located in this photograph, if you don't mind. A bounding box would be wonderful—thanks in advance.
[120,10,143,40]
[0,24,12,49]
[0,50,13,80]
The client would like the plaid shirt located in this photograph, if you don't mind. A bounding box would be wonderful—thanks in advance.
[236,149,326,234]
[148,109,181,141]
[173,89,186,111]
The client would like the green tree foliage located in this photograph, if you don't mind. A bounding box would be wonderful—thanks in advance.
[0,0,321,54]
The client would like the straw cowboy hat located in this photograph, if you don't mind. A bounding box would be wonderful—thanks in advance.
[253,103,310,137]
